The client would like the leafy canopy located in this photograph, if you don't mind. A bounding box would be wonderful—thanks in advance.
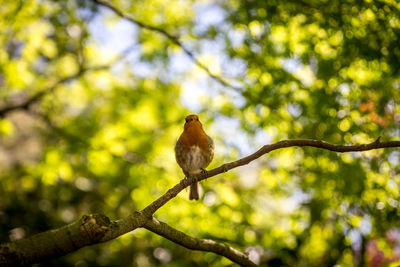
[0,0,399,266]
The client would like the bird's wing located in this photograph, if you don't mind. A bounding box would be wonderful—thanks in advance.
[206,135,214,163]
[175,136,182,152]
[175,136,188,173]
[206,135,214,146]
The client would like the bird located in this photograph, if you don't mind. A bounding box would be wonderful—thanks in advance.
[175,114,214,200]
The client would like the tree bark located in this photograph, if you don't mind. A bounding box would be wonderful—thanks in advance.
[1,138,400,266]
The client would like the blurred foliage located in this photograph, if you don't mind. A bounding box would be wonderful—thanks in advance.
[0,0,400,266]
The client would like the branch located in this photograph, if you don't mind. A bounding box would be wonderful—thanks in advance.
[142,137,400,216]
[1,138,400,266]
[0,213,148,266]
[0,43,138,118]
[0,73,80,117]
[0,66,106,118]
[199,137,400,180]
[0,213,254,266]
[144,217,257,267]
[91,0,243,92]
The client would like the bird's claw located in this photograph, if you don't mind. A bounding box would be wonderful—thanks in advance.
[200,168,208,179]
[222,164,229,173]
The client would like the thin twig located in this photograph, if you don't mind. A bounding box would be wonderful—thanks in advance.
[0,68,97,117]
[0,73,80,117]
[91,0,243,92]
[0,43,138,118]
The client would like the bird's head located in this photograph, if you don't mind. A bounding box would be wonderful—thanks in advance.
[184,114,203,130]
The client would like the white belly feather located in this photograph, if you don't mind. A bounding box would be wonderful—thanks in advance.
[185,146,204,174]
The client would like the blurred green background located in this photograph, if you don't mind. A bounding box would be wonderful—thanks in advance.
[1,0,400,266]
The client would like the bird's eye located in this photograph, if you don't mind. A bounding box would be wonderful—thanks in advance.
[185,119,188,123]
[196,118,199,121]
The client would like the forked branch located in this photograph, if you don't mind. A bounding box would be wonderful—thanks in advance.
[1,138,399,266]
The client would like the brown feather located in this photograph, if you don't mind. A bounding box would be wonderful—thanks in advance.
[179,121,209,152]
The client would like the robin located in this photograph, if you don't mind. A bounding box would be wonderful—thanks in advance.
[175,114,214,200]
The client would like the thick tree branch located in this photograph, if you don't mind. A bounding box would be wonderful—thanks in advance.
[0,214,128,266]
[91,0,243,92]
[144,217,257,267]
[1,138,400,266]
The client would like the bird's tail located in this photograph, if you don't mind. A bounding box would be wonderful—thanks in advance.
[189,181,199,200]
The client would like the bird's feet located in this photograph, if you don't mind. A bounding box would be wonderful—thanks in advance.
[200,168,208,179]
[222,164,229,173]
